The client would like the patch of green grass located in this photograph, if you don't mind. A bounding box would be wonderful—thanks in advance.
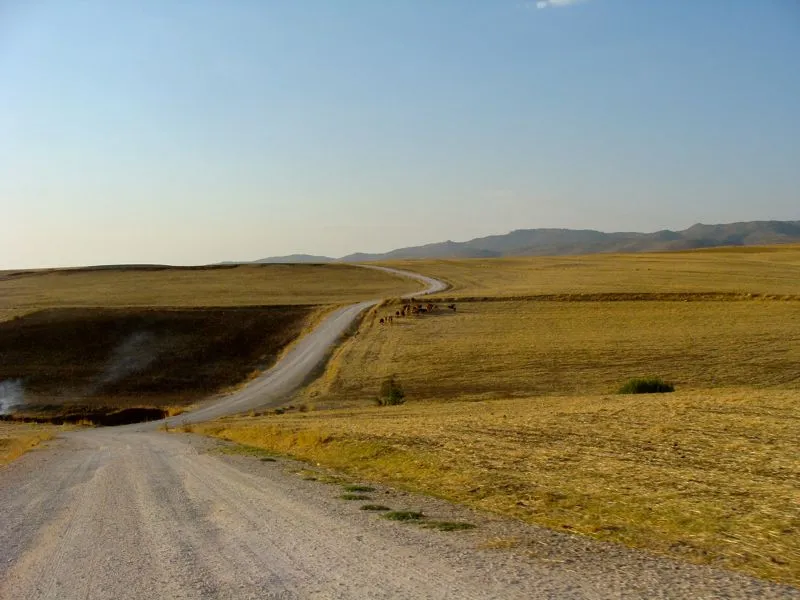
[216,443,278,459]
[383,510,424,522]
[343,484,375,492]
[617,377,675,394]
[420,521,476,531]
[361,504,391,511]
[340,493,371,501]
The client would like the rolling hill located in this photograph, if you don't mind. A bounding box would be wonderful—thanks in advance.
[256,220,800,263]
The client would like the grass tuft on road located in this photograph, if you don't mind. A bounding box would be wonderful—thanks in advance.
[383,511,425,522]
[340,493,371,501]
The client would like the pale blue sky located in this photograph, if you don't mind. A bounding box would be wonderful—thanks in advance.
[1,0,798,267]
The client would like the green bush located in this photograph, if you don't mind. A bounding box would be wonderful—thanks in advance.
[376,375,405,406]
[617,377,675,394]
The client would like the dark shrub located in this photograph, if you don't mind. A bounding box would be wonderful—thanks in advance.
[376,375,405,406]
[617,377,675,394]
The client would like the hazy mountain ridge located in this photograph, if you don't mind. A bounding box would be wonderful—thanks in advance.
[255,254,336,264]
[256,220,800,263]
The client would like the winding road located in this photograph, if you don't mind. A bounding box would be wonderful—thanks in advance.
[1,267,797,599]
[174,266,447,425]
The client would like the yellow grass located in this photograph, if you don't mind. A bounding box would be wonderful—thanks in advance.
[302,300,800,406]
[0,309,35,323]
[191,389,800,585]
[0,263,423,310]
[0,422,56,465]
[382,246,800,298]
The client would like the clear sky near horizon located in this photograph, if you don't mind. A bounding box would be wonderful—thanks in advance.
[1,1,798,268]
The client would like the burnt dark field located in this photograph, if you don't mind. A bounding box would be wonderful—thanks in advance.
[0,306,315,423]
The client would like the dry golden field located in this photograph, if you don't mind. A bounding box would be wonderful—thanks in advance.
[190,246,800,584]
[382,245,800,298]
[0,263,423,309]
[0,422,56,465]
[192,389,799,584]
[302,299,800,406]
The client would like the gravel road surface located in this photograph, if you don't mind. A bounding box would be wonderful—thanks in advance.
[1,267,797,599]
[2,432,797,600]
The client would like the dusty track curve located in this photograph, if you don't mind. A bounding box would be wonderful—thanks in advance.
[159,265,447,425]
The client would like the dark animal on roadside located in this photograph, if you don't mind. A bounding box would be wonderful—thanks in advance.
[448,304,456,312]
[395,311,401,317]
[379,318,385,324]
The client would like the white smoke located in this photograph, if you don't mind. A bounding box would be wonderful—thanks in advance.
[85,332,160,395]
[0,379,25,415]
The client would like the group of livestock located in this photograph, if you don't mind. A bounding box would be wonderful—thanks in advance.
[378,299,456,325]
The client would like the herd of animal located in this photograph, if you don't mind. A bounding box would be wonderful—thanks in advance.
[378,299,456,325]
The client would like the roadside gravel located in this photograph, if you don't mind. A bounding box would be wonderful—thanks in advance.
[1,431,797,600]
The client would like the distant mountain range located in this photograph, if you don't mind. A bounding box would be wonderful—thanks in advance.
[254,254,335,264]
[256,220,800,263]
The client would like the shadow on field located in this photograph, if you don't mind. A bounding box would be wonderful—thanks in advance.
[1,406,167,426]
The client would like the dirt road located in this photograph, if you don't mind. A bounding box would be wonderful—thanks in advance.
[2,431,797,599]
[161,265,447,425]
[1,267,797,598]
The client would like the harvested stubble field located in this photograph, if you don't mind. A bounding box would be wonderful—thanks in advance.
[382,245,800,298]
[302,299,800,404]
[192,389,799,584]
[0,263,422,309]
